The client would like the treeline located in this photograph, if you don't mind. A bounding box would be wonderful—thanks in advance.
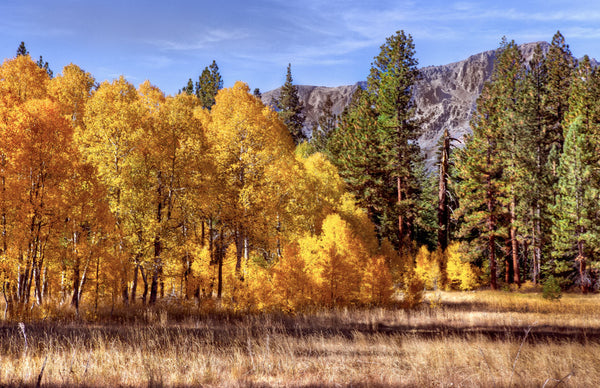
[2,29,595,318]
[454,32,600,292]
[316,31,600,293]
[0,42,434,318]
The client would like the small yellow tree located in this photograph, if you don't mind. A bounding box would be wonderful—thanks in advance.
[446,242,480,290]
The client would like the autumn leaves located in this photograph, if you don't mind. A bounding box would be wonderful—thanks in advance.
[0,56,397,316]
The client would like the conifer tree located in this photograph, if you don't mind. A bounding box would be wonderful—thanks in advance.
[182,78,194,95]
[277,63,305,144]
[326,31,421,247]
[544,31,575,172]
[455,67,508,290]
[518,43,554,284]
[437,129,454,252]
[326,89,394,241]
[36,55,53,78]
[16,41,28,57]
[368,30,421,244]
[551,57,600,292]
[495,39,526,287]
[195,60,223,109]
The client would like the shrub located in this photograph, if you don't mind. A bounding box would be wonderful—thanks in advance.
[542,275,562,301]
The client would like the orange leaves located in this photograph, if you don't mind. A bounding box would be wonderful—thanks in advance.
[0,55,49,103]
[48,64,95,127]
[0,54,402,312]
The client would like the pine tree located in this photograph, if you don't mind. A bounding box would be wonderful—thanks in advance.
[16,41,28,57]
[545,31,575,170]
[494,38,526,287]
[326,31,421,247]
[182,78,194,95]
[368,30,421,244]
[455,68,509,290]
[36,55,53,78]
[551,57,600,292]
[195,60,223,109]
[277,63,305,144]
[437,129,455,252]
[326,89,394,242]
[518,43,554,284]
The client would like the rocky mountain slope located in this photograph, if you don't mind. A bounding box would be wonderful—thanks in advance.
[263,42,593,170]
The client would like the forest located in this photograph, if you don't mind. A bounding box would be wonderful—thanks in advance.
[0,30,598,321]
[2,30,600,387]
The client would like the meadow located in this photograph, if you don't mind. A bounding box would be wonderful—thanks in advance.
[1,291,599,387]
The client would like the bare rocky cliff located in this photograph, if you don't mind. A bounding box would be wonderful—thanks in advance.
[263,41,591,170]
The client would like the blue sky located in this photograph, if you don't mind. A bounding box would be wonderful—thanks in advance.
[1,0,599,95]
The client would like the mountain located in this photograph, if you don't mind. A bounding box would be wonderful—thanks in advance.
[263,42,593,170]
[261,84,359,131]
[414,41,549,167]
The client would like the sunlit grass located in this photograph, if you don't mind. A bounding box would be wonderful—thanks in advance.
[1,290,599,387]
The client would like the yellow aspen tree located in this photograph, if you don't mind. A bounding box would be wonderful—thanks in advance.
[205,81,294,295]
[142,89,206,304]
[47,64,95,128]
[446,242,480,290]
[79,76,144,305]
[304,214,364,306]
[414,245,442,290]
[0,55,48,102]
[360,255,394,305]
[2,99,75,311]
[271,242,316,311]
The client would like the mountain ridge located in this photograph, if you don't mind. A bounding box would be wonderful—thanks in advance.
[262,42,597,170]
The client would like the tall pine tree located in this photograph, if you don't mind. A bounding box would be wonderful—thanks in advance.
[369,30,421,244]
[551,57,600,292]
[277,64,305,144]
[195,60,223,109]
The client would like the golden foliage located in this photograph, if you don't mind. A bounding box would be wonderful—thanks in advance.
[445,242,480,290]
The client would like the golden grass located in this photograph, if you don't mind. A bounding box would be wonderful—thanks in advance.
[1,291,600,387]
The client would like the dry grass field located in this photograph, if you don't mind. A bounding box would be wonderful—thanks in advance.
[1,291,600,387]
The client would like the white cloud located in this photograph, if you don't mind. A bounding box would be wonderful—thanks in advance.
[149,29,249,51]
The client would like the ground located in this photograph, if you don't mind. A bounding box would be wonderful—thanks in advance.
[1,291,599,387]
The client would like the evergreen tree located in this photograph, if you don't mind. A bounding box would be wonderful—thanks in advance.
[327,31,422,247]
[368,30,421,244]
[277,63,305,144]
[551,57,600,292]
[455,88,507,290]
[253,88,261,98]
[195,60,223,109]
[326,89,392,240]
[36,55,53,78]
[493,39,527,287]
[518,44,551,284]
[437,129,456,252]
[544,31,575,172]
[16,41,28,57]
[182,78,194,95]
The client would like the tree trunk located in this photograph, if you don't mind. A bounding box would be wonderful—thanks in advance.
[437,129,450,252]
[577,234,588,293]
[131,262,139,304]
[510,199,521,287]
[217,228,224,299]
[71,255,81,310]
[149,236,162,305]
[140,266,148,305]
[486,188,497,290]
